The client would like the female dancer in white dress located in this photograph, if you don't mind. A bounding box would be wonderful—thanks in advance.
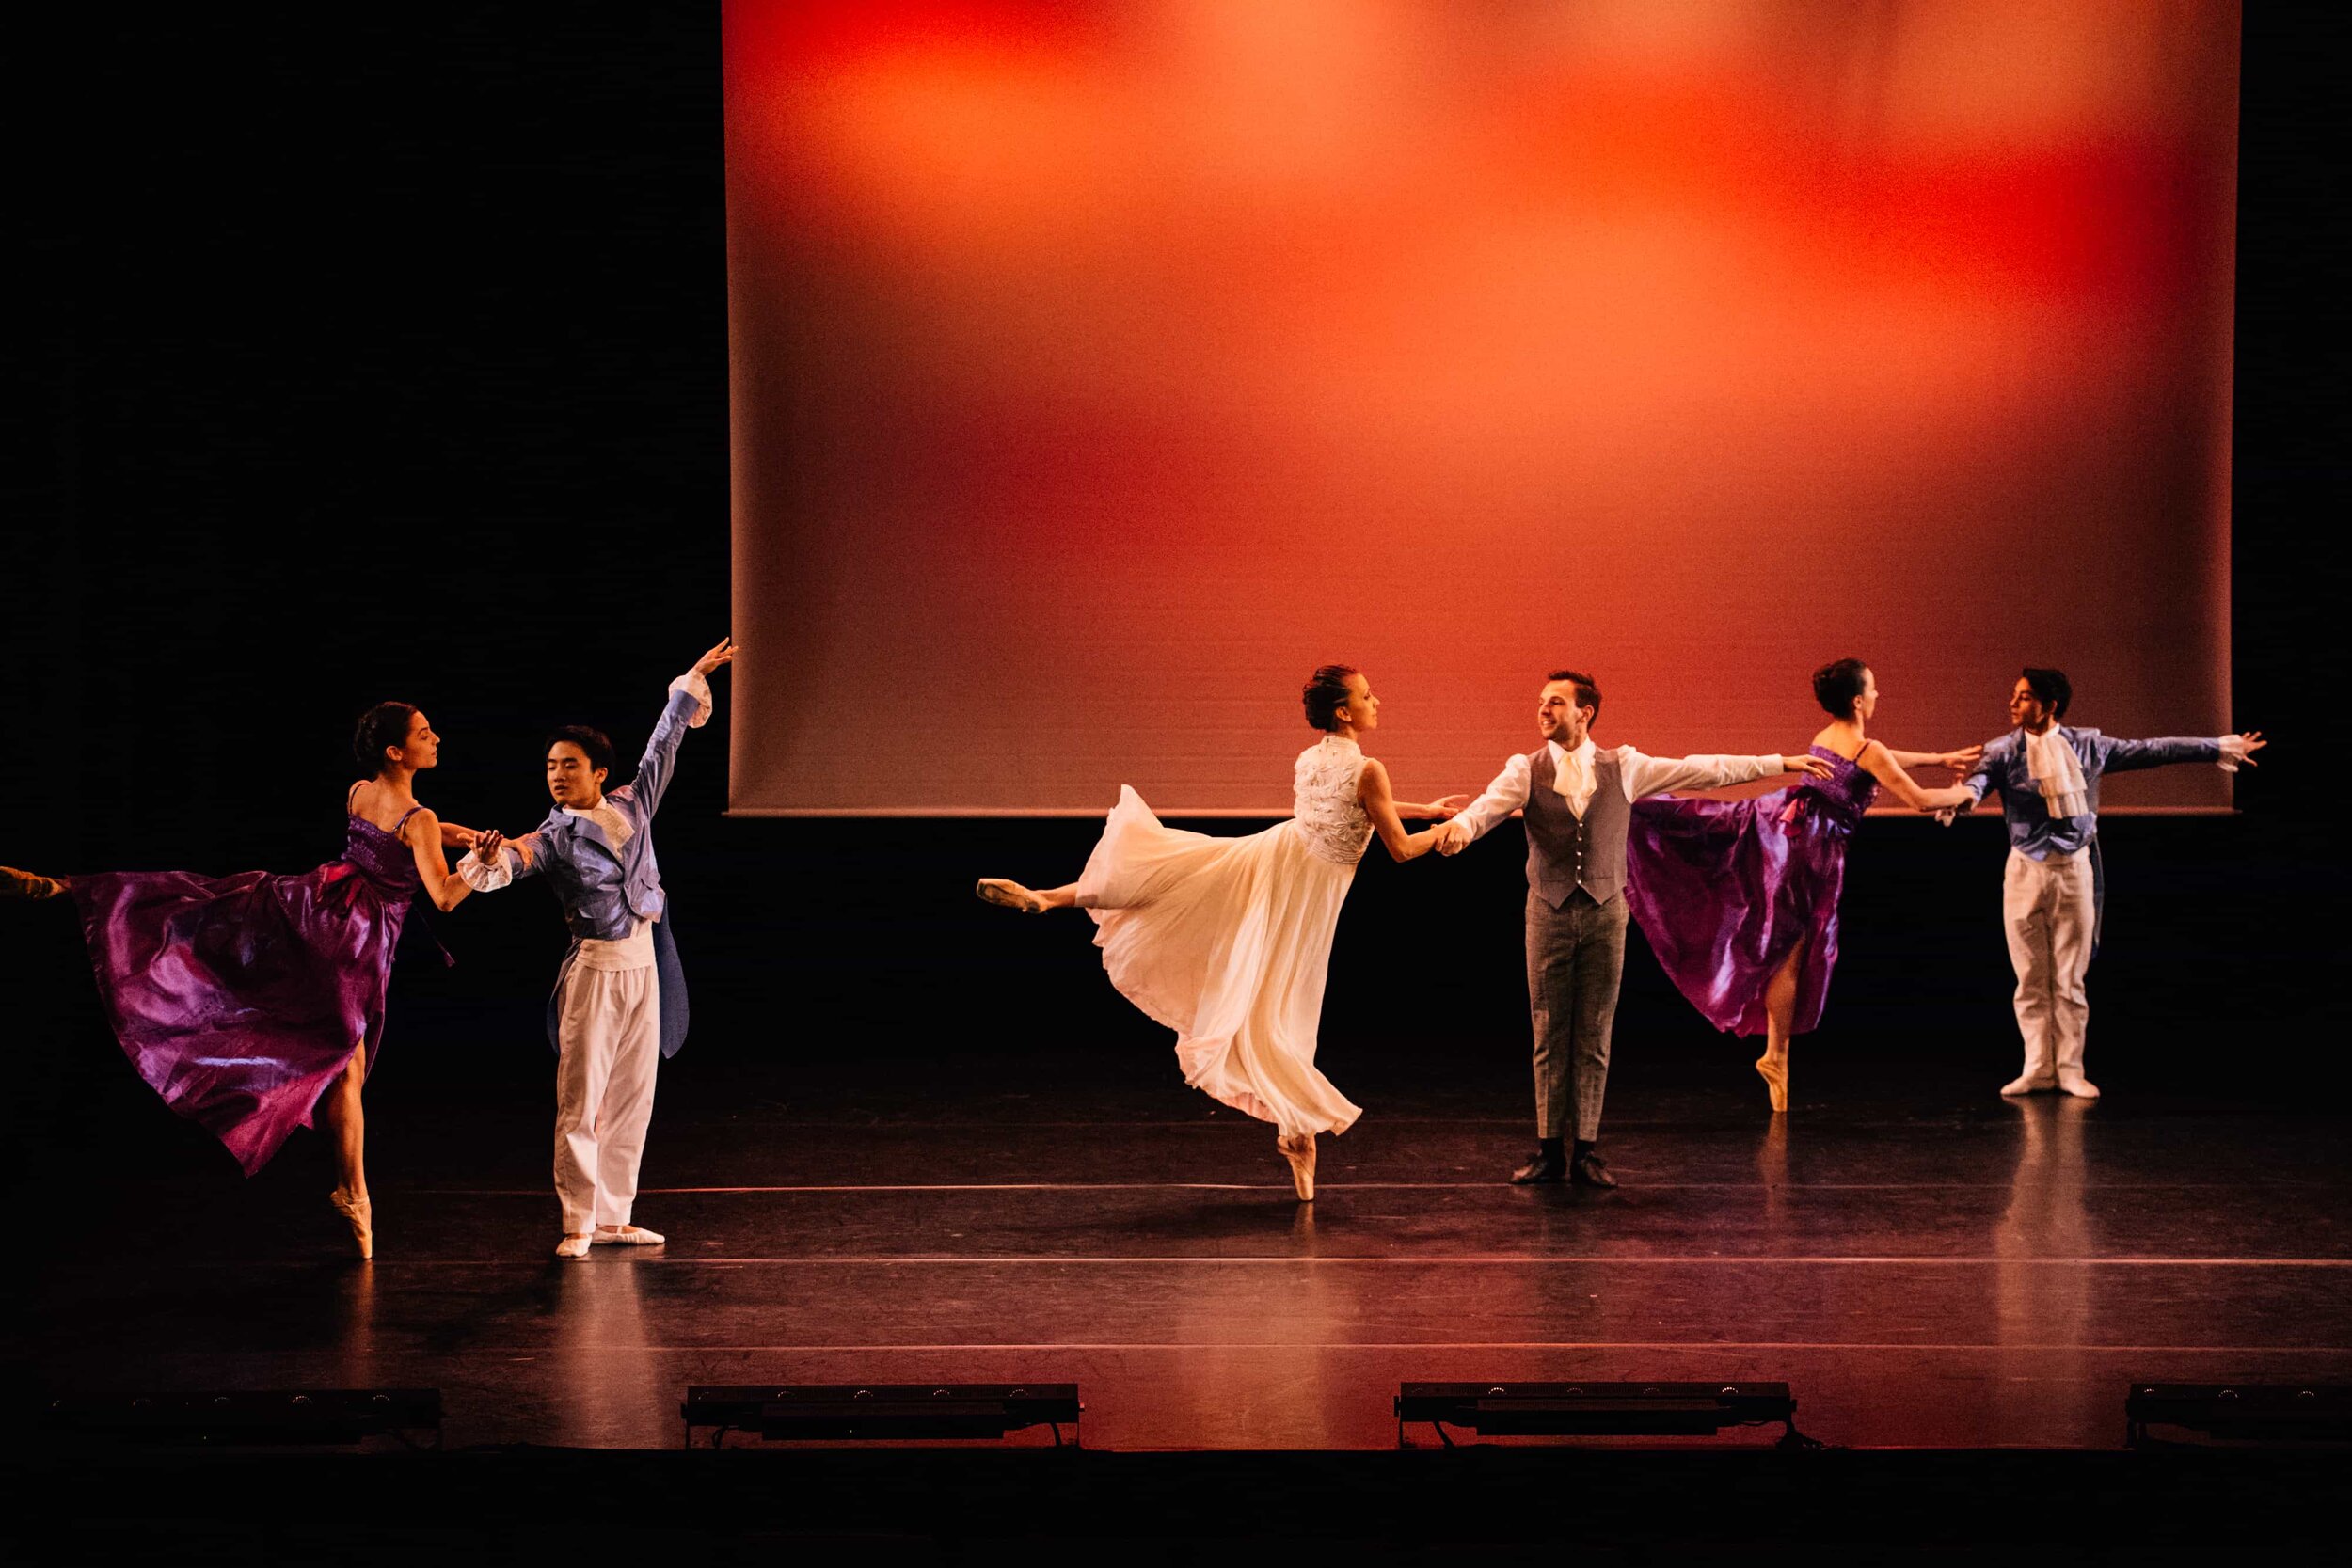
[977,666,1464,1201]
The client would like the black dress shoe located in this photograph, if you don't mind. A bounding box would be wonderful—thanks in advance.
[1512,1148,1567,1184]
[1568,1148,1617,1189]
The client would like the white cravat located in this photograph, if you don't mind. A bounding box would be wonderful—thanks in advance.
[2023,727,2089,818]
[566,800,633,848]
[1551,738,1599,816]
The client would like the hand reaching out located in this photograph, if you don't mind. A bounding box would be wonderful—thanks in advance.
[1428,793,1471,821]
[2233,731,2266,766]
[468,830,507,865]
[1781,753,1836,780]
[1938,745,1984,772]
[693,636,736,676]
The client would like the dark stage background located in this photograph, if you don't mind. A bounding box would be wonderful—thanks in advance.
[6,6,2346,1195]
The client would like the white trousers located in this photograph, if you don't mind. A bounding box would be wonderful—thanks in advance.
[553,962,661,1234]
[2002,847,2095,1085]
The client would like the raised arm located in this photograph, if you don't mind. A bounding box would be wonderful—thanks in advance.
[627,637,732,819]
[1856,740,1971,812]
[1358,759,1447,863]
[401,811,504,912]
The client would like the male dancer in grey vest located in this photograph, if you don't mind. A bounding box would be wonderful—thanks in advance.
[1438,672,1829,1185]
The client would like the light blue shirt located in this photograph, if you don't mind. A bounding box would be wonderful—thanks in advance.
[1962,726,2225,860]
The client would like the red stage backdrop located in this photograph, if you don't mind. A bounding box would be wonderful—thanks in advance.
[725,1,2238,815]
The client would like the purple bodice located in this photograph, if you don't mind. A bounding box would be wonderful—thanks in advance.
[1777,745,1880,836]
[342,813,428,892]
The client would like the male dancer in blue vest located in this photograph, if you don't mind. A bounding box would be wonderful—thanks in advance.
[1438,672,1829,1186]
[1954,666,2263,1101]
[460,637,731,1258]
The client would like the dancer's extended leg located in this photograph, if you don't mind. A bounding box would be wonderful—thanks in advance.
[975,879,1079,913]
[1756,938,1804,1114]
[319,1045,373,1258]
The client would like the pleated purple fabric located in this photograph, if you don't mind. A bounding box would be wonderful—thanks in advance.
[1626,746,1878,1039]
[70,811,431,1174]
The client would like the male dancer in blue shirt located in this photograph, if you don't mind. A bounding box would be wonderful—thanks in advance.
[1956,667,2263,1101]
[462,637,731,1258]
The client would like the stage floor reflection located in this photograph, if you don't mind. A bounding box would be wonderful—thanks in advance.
[18,1053,2352,1451]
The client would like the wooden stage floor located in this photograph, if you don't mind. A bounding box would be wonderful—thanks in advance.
[15,1044,2351,1456]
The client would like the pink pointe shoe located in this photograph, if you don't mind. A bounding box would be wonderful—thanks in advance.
[328,1188,373,1259]
[1277,1134,1316,1202]
[975,879,1050,913]
[1755,1054,1789,1115]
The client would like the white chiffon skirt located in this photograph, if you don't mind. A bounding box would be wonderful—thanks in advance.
[1076,786,1363,1139]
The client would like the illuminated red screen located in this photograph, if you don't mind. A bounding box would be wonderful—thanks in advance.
[725,1,2238,815]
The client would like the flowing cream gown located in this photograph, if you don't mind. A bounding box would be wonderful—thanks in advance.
[1075,736,1373,1138]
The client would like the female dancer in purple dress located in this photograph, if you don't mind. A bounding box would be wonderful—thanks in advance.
[24,703,497,1257]
[1625,659,1978,1112]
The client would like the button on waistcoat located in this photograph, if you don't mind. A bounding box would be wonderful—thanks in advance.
[1523,748,1629,909]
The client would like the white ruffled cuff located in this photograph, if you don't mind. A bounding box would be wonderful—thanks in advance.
[2216,736,2245,774]
[670,668,714,730]
[457,848,516,892]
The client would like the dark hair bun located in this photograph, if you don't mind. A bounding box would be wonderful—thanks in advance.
[354,702,419,773]
[1811,657,1869,718]
[1302,665,1359,732]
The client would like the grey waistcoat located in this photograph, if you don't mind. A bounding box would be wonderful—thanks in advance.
[1523,747,1629,909]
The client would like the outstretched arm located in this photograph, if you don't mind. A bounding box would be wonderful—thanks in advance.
[1857,741,1971,812]
[1359,759,1447,863]
[628,637,733,819]
[1882,745,1983,773]
[1434,753,1535,856]
[2098,731,2265,775]
[1620,748,1834,799]
[453,832,540,893]
[402,811,504,912]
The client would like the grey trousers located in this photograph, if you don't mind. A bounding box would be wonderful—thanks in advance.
[1526,888,1629,1142]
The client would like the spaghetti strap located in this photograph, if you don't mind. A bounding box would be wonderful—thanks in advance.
[391,804,425,833]
[345,781,365,814]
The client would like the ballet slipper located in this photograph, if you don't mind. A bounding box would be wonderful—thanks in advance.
[328,1187,373,1259]
[554,1234,592,1260]
[592,1225,666,1245]
[975,879,1049,913]
[1755,1054,1788,1115]
[1277,1133,1316,1202]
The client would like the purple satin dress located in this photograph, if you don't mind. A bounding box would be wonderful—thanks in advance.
[1626,745,1877,1038]
[70,809,434,1175]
